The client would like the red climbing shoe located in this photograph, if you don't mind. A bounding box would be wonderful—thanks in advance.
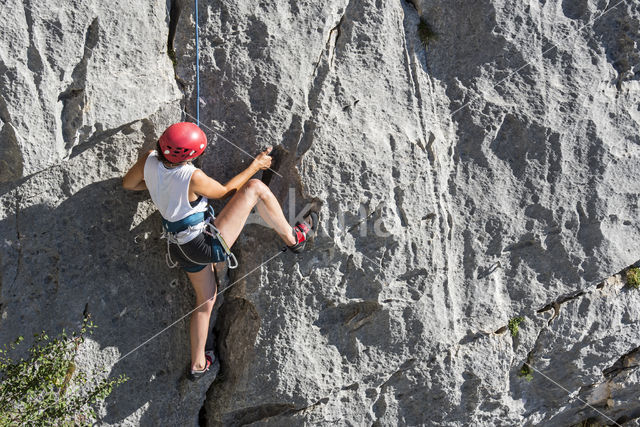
[287,211,319,254]
[187,350,214,381]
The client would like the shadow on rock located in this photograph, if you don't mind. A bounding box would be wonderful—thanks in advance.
[0,178,215,425]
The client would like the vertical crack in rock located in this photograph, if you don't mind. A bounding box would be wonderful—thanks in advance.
[372,359,416,424]
[58,17,100,152]
[167,0,182,69]
[399,0,429,146]
[166,0,189,105]
[327,15,344,67]
[400,1,459,333]
[0,88,24,183]
[208,295,261,425]
[518,328,542,381]
[22,1,45,86]
[297,2,355,160]
[312,13,344,77]
[11,190,23,289]
[21,0,58,167]
[197,402,207,426]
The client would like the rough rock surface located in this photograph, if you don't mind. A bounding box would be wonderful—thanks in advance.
[1,0,639,426]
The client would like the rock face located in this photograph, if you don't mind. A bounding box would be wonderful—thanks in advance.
[1,0,639,426]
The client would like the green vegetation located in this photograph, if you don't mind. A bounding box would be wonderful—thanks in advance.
[508,316,525,337]
[0,317,127,426]
[626,267,640,289]
[167,46,178,67]
[417,17,438,49]
[519,363,533,382]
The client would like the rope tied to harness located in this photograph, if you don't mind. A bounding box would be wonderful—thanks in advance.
[162,208,238,270]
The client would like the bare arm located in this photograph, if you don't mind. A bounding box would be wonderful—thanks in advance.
[190,147,273,200]
[123,150,153,191]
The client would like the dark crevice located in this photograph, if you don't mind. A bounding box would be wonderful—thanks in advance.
[285,397,329,417]
[478,261,502,280]
[69,118,140,159]
[198,402,207,426]
[298,3,354,167]
[345,203,383,234]
[593,7,640,91]
[0,83,11,124]
[513,261,640,386]
[0,100,23,182]
[615,410,640,425]
[11,191,22,289]
[22,0,44,84]
[167,0,182,67]
[404,0,418,10]
[0,115,144,191]
[476,261,640,361]
[228,403,296,426]
[260,145,285,186]
[207,294,261,425]
[59,17,100,151]
[312,14,344,77]
[400,0,432,164]
[394,186,408,227]
[603,345,640,378]
[519,353,534,380]
[372,359,416,423]
[21,0,55,145]
[537,291,585,317]
[239,396,331,424]
[328,15,344,66]
[537,260,640,323]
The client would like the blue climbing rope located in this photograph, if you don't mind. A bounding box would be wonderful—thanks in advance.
[195,0,200,126]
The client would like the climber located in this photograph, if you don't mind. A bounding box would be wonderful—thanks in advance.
[122,122,317,380]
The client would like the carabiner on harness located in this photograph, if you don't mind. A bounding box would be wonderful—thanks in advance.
[203,206,238,269]
[207,223,238,269]
[162,207,239,270]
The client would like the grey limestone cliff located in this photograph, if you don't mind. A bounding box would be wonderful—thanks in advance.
[1,0,639,425]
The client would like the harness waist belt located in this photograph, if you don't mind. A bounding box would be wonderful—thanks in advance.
[162,211,206,233]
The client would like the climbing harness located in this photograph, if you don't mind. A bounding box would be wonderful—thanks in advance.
[162,206,238,270]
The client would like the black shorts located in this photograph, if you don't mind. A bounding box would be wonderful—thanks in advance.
[169,232,228,272]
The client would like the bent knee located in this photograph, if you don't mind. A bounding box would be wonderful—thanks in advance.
[244,178,268,196]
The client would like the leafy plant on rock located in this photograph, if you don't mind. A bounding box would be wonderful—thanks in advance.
[508,316,525,337]
[519,363,533,382]
[626,267,640,289]
[417,17,438,48]
[0,317,127,426]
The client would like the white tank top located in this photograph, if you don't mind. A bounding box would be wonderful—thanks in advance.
[144,151,208,243]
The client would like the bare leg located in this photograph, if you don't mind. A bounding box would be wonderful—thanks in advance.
[214,179,295,247]
[255,199,278,230]
[186,265,217,370]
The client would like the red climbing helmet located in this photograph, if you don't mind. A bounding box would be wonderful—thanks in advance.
[158,122,207,163]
